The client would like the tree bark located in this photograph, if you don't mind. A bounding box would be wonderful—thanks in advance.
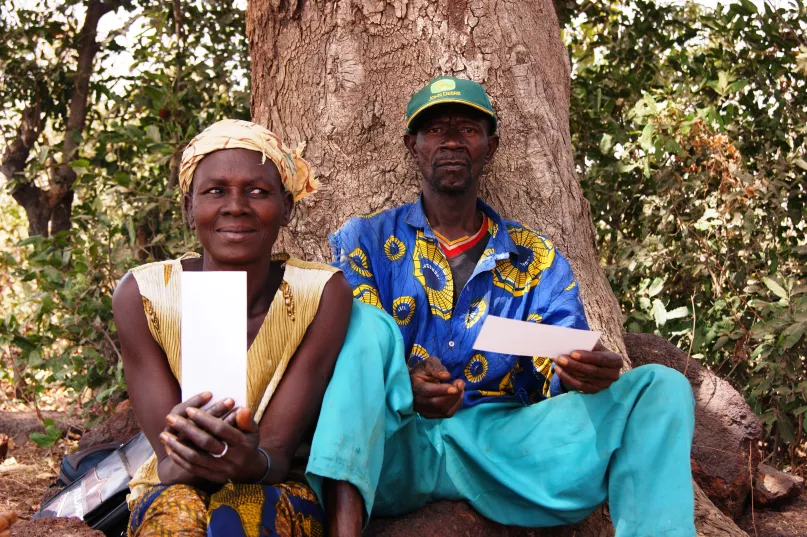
[247,0,625,356]
[1,100,49,236]
[247,1,746,535]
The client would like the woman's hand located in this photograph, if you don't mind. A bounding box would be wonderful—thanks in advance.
[156,392,236,486]
[163,392,230,453]
[161,406,266,484]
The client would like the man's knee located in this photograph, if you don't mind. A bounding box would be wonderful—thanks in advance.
[629,364,694,411]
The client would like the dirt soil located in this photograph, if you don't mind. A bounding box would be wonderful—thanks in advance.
[738,492,807,537]
[0,410,81,518]
[10,516,105,537]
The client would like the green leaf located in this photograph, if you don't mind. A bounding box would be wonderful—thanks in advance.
[29,432,56,447]
[713,335,730,352]
[616,162,639,173]
[29,424,61,448]
[70,158,90,168]
[666,306,689,320]
[648,277,666,297]
[763,277,788,300]
[740,0,759,14]
[782,322,806,350]
[640,123,656,152]
[600,133,614,154]
[778,416,796,444]
[652,299,667,326]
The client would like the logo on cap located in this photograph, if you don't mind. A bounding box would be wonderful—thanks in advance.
[430,79,456,93]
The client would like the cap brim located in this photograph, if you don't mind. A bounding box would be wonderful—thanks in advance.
[406,99,497,132]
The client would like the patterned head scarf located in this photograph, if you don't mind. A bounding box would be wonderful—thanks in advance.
[178,119,320,202]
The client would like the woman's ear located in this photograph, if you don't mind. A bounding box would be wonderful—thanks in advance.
[184,193,196,230]
[282,191,294,226]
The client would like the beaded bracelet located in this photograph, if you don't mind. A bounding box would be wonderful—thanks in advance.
[257,447,272,484]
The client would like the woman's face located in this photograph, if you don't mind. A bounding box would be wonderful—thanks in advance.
[185,148,293,266]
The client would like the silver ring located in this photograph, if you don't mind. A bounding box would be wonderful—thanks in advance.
[211,441,228,458]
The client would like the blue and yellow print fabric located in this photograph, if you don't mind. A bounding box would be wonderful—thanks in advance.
[128,482,324,537]
[329,196,589,407]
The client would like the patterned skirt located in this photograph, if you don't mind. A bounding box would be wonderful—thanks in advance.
[128,481,325,537]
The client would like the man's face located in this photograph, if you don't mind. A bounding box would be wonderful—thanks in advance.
[404,104,499,196]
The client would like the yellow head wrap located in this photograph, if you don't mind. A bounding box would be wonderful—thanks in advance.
[178,119,319,202]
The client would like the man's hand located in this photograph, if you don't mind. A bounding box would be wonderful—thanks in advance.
[410,356,465,419]
[553,343,622,394]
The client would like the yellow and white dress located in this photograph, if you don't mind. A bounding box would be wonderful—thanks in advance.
[125,253,337,537]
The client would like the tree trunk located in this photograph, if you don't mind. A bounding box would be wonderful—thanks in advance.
[1,100,49,236]
[247,0,625,356]
[246,1,746,535]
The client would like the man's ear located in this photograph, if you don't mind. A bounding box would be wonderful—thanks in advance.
[282,191,294,226]
[404,133,418,160]
[485,132,500,163]
[184,193,195,230]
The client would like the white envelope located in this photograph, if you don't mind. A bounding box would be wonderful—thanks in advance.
[180,271,247,409]
[472,315,601,358]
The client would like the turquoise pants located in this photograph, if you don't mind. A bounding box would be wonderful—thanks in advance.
[307,302,696,537]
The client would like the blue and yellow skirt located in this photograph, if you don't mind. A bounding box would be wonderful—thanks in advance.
[128,481,324,537]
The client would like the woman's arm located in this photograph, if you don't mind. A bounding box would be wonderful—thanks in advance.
[112,272,211,485]
[255,272,353,483]
[158,271,353,484]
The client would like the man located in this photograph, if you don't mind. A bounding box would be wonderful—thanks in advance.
[308,76,696,537]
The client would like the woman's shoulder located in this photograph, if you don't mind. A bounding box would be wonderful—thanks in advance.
[276,255,345,316]
[277,254,340,275]
[129,253,199,277]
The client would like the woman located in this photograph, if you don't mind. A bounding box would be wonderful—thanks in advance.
[113,119,357,537]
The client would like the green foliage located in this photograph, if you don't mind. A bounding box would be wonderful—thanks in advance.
[29,418,62,448]
[1,0,249,414]
[565,0,807,465]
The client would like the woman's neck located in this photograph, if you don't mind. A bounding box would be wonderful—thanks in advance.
[199,253,278,316]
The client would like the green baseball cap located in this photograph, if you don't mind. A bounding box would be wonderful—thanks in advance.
[405,76,497,134]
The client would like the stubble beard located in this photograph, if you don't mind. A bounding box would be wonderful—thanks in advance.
[425,162,474,195]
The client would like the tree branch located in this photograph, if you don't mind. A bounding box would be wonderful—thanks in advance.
[1,97,51,236]
[50,0,116,234]
[0,99,43,183]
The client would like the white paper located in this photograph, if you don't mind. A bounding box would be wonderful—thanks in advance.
[181,271,247,409]
[472,315,601,358]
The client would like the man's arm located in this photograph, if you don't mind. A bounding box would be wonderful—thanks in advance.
[330,220,462,418]
[529,247,622,396]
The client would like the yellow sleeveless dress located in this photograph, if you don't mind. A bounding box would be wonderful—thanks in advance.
[126,253,339,505]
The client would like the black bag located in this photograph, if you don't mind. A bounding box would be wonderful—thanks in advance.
[34,432,154,537]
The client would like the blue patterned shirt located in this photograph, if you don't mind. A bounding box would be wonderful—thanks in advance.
[329,196,589,408]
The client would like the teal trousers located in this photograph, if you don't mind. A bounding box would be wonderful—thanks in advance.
[307,302,696,537]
